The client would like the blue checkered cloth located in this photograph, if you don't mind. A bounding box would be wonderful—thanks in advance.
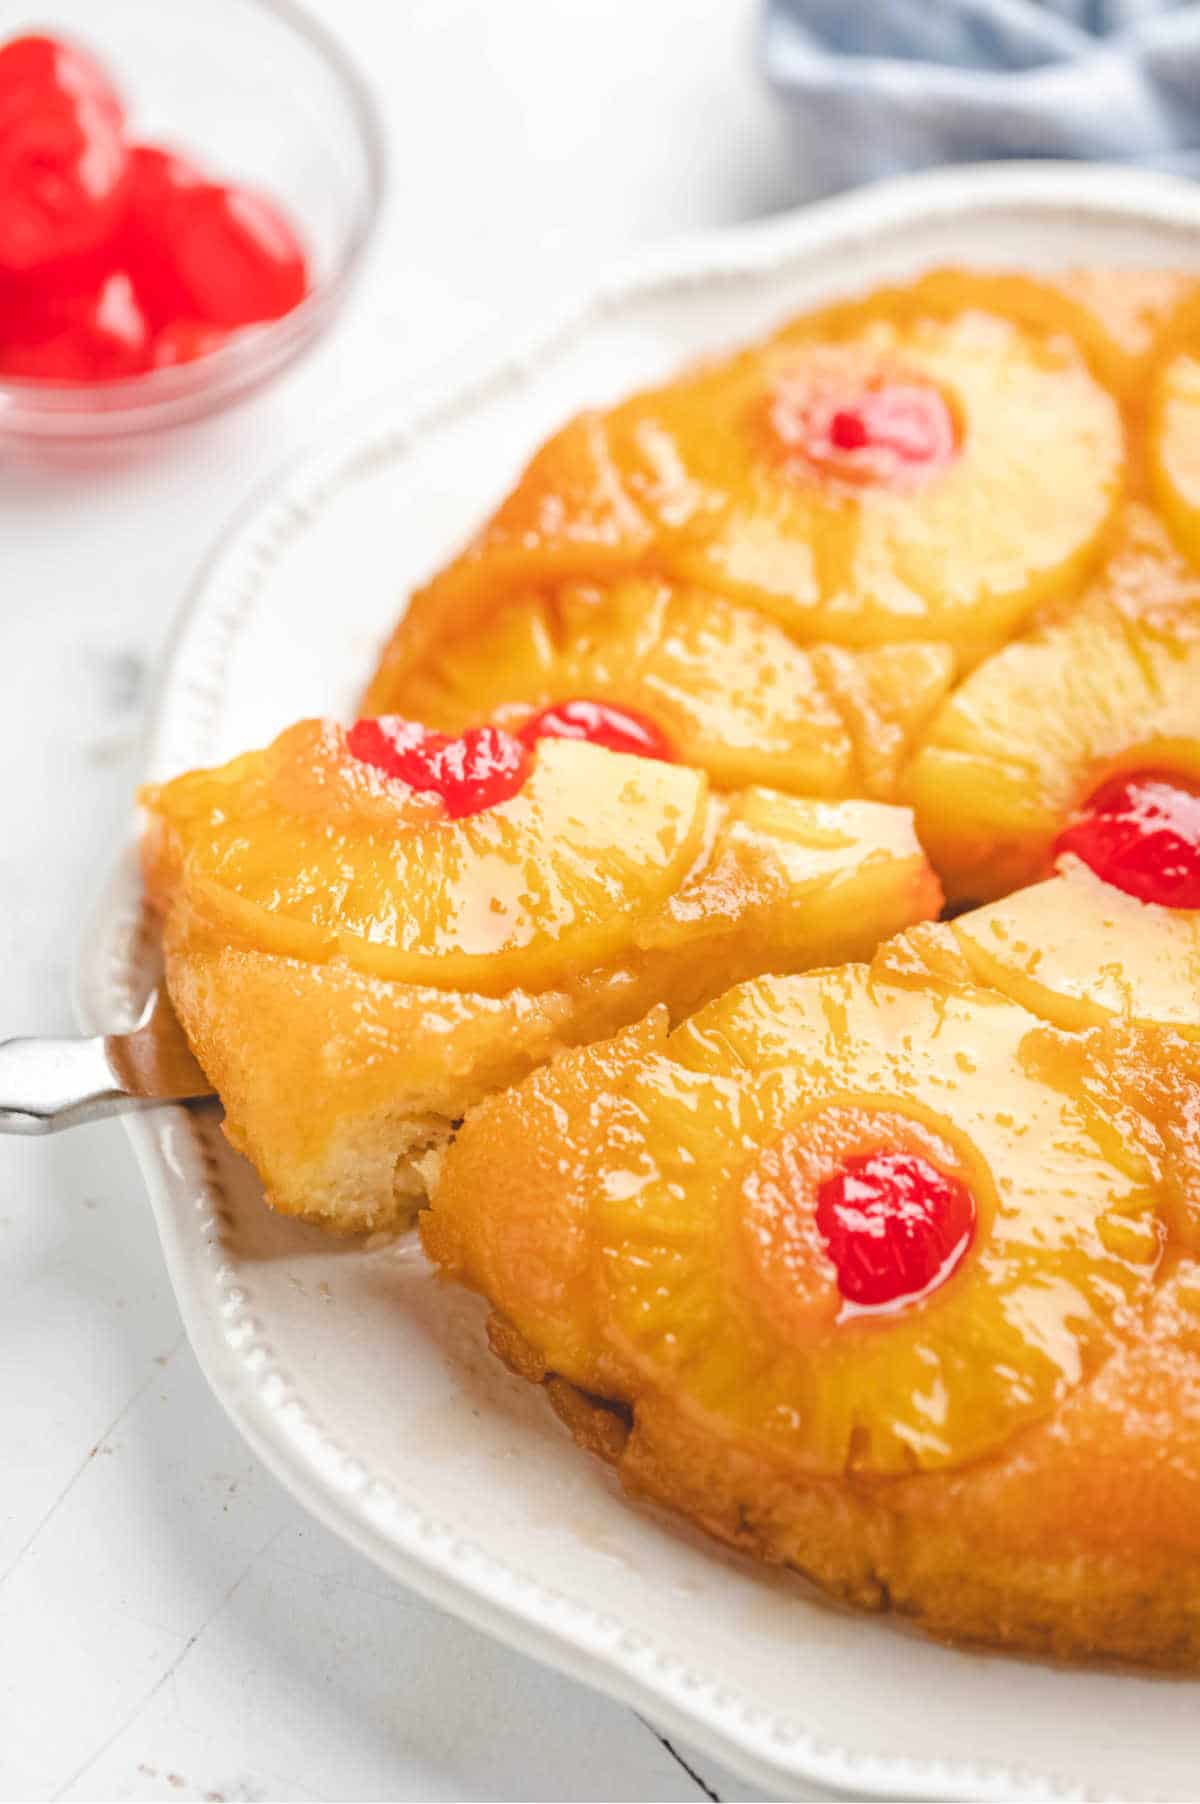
[763,1,1200,193]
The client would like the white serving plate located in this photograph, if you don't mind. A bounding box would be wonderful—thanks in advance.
[80,164,1200,1804]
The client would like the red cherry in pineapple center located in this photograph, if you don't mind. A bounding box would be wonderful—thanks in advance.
[517,697,674,762]
[347,717,530,819]
[1055,770,1200,909]
[815,1150,975,1309]
[771,377,958,487]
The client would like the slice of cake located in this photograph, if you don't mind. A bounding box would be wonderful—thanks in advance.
[141,712,939,1232]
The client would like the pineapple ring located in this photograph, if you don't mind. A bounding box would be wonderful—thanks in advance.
[647,313,1123,658]
[365,576,955,801]
[141,722,708,995]
[595,967,1166,1476]
[905,512,1200,903]
[429,961,1170,1477]
[397,304,1123,671]
[952,863,1200,1039]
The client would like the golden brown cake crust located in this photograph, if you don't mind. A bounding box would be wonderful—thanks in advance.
[161,912,580,1233]
[482,1270,1200,1669]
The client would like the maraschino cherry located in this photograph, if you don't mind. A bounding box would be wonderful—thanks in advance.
[122,144,306,328]
[816,1150,975,1309]
[348,698,675,819]
[347,717,531,820]
[771,377,958,488]
[0,31,309,381]
[518,698,674,762]
[0,263,150,379]
[0,33,128,272]
[1054,770,1200,909]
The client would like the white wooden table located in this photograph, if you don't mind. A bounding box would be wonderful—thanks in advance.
[0,4,824,1797]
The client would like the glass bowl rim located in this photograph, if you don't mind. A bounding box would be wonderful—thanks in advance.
[0,0,388,434]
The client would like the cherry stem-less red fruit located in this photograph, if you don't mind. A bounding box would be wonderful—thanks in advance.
[815,1150,975,1309]
[0,34,129,273]
[0,33,310,382]
[146,177,308,328]
[772,379,958,487]
[1055,770,1200,909]
[0,264,150,379]
[346,717,531,820]
[517,697,674,762]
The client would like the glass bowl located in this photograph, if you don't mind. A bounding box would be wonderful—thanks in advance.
[0,0,385,443]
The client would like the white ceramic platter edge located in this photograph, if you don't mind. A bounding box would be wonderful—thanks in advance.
[79,165,1200,1804]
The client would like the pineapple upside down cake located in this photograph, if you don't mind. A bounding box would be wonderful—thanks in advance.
[143,265,1200,1667]
[142,718,937,1229]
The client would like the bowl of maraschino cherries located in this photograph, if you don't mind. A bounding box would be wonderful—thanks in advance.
[0,1,383,442]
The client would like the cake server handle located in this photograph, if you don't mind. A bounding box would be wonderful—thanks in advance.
[0,983,214,1134]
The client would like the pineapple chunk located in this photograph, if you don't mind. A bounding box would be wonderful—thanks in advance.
[632,789,942,993]
[952,862,1200,1038]
[365,576,954,800]
[427,950,1172,1476]
[905,519,1200,902]
[807,640,956,799]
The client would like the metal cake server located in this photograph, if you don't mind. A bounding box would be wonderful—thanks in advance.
[0,982,215,1133]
